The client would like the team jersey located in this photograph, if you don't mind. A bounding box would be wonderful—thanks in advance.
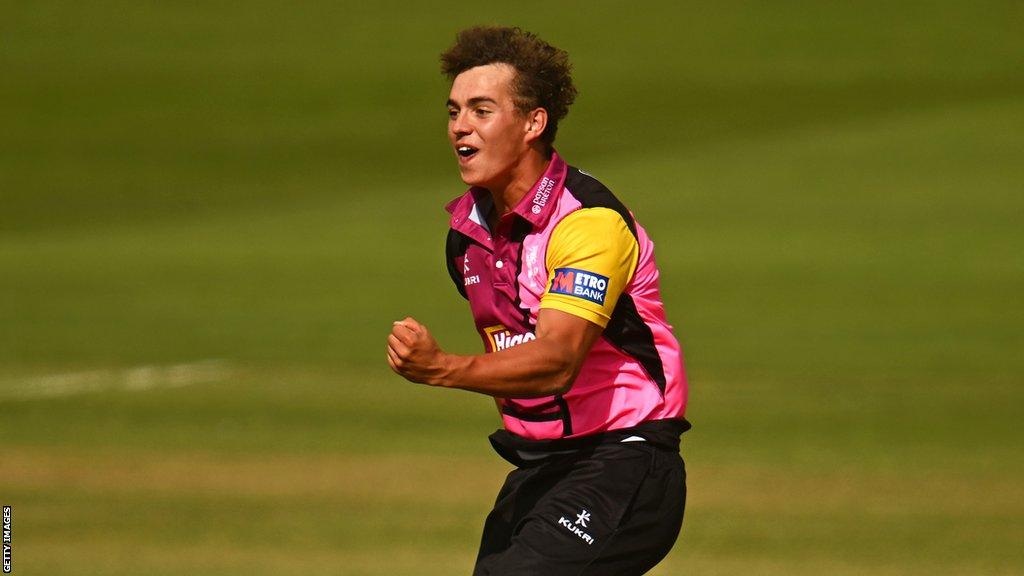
[445,152,687,440]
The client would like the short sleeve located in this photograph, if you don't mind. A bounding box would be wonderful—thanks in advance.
[539,208,639,327]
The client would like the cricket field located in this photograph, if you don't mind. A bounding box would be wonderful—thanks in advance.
[2,2,1022,574]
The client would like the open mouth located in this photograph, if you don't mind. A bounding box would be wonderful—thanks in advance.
[456,145,478,159]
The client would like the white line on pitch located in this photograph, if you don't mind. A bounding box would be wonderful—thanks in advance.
[0,360,234,400]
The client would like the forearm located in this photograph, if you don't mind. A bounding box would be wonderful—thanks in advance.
[387,311,601,398]
[436,339,577,398]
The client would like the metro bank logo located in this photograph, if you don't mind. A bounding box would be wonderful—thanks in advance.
[549,268,609,305]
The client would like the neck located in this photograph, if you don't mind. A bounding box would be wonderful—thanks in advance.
[488,146,551,218]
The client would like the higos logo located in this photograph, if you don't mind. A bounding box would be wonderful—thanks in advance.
[549,268,609,305]
[463,254,480,286]
[484,325,536,352]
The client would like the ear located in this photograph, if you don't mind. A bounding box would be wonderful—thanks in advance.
[523,108,548,144]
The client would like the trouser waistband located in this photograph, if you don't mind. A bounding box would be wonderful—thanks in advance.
[488,418,691,468]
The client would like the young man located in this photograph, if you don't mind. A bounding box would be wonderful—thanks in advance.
[387,26,689,575]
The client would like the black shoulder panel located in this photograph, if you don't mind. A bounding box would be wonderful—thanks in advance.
[604,294,668,394]
[445,228,469,300]
[563,166,638,239]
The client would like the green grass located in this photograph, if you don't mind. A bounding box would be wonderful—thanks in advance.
[2,1,1023,574]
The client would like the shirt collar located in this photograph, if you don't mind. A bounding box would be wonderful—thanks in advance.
[446,151,568,242]
[509,151,567,230]
[446,187,493,247]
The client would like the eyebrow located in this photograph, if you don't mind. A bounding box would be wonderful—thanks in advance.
[446,97,498,107]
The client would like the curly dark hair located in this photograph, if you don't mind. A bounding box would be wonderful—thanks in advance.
[440,26,577,147]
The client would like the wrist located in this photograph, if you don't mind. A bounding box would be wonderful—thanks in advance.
[434,352,467,388]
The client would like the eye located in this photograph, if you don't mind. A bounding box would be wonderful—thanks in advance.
[474,108,492,117]
[447,108,459,120]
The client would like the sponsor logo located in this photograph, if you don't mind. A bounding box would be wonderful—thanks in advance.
[575,509,591,527]
[531,176,556,213]
[523,245,541,287]
[463,255,480,286]
[557,509,595,545]
[483,325,536,352]
[549,268,609,305]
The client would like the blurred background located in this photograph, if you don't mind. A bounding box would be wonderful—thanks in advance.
[2,1,1022,574]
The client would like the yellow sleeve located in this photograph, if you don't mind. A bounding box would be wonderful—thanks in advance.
[539,207,639,327]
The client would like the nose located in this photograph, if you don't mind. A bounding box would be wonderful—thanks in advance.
[450,111,471,138]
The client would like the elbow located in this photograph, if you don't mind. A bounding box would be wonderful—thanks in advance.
[518,335,590,398]
[532,340,581,393]
[515,357,577,398]
[518,366,574,399]
[549,374,574,397]
[542,357,579,397]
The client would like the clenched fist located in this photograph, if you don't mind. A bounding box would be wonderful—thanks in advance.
[386,317,450,386]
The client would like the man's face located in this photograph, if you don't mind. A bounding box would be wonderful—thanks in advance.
[447,63,531,190]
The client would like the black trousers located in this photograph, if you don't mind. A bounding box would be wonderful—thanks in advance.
[473,436,686,575]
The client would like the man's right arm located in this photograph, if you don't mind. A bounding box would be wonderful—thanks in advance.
[387,309,603,399]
